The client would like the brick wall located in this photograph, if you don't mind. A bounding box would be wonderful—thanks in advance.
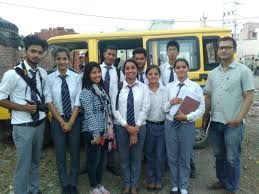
[0,45,22,79]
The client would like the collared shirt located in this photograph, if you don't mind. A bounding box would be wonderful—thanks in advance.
[147,84,166,122]
[100,62,124,95]
[160,62,177,86]
[0,61,48,124]
[205,61,255,124]
[138,70,149,84]
[110,79,150,126]
[163,78,205,122]
[45,69,82,115]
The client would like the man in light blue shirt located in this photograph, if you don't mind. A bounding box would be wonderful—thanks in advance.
[205,36,254,194]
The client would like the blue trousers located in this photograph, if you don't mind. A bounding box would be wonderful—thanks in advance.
[114,124,146,188]
[12,121,45,194]
[209,121,244,192]
[51,117,81,187]
[83,131,107,188]
[145,122,165,185]
[165,119,195,190]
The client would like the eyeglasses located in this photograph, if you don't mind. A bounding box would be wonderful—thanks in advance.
[218,46,234,50]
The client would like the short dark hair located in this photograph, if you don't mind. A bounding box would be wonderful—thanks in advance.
[82,62,103,89]
[174,58,189,68]
[167,40,180,52]
[123,58,138,71]
[23,35,48,51]
[132,47,147,58]
[104,45,117,52]
[145,65,161,76]
[52,46,70,60]
[218,36,237,49]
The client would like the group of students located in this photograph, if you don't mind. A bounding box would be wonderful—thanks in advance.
[49,38,205,194]
[0,35,254,194]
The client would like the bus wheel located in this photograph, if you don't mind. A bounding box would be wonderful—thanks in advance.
[194,128,209,149]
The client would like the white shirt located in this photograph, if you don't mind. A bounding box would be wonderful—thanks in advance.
[45,69,82,115]
[100,62,124,95]
[147,84,166,122]
[160,62,177,86]
[0,61,48,124]
[163,78,205,122]
[138,70,149,84]
[110,79,150,126]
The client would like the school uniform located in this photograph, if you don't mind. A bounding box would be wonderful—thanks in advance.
[145,84,166,185]
[160,62,177,86]
[100,62,124,173]
[0,61,48,194]
[45,68,82,189]
[138,70,149,84]
[100,62,124,96]
[163,78,204,191]
[110,79,150,188]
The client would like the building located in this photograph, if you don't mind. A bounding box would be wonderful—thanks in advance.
[237,23,259,66]
[239,22,259,40]
[149,20,175,30]
[0,17,22,78]
[34,27,76,40]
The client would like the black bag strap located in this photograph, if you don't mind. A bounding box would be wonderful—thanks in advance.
[116,68,121,82]
[15,66,45,103]
[115,82,123,110]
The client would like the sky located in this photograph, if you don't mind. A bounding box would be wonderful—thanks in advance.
[0,0,259,36]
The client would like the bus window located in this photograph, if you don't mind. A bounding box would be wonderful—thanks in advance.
[203,36,220,71]
[45,41,88,72]
[147,37,199,71]
[98,39,143,69]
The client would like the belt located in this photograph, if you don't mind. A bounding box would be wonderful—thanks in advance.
[15,118,45,127]
[147,120,165,125]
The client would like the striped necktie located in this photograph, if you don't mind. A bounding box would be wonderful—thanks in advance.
[139,72,145,83]
[103,66,111,96]
[169,67,174,83]
[127,85,135,126]
[29,69,39,122]
[172,82,185,128]
[60,75,72,119]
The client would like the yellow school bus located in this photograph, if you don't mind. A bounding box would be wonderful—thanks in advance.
[0,27,231,148]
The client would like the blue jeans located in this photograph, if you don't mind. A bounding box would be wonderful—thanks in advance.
[114,124,146,188]
[12,121,45,194]
[165,119,195,190]
[51,117,81,187]
[83,131,107,188]
[145,122,165,185]
[209,121,244,192]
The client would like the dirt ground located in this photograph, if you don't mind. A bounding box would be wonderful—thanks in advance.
[0,77,258,194]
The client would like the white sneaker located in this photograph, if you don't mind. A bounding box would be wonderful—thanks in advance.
[90,188,101,194]
[98,186,110,194]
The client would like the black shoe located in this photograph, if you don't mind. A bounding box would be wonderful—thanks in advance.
[70,186,79,194]
[62,186,70,194]
[106,166,120,176]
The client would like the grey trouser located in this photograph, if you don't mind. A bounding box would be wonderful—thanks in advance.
[165,119,195,189]
[114,124,146,188]
[12,121,45,194]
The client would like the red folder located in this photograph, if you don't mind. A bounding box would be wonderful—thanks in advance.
[178,96,200,114]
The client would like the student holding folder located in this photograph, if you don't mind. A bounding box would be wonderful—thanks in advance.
[163,58,205,194]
